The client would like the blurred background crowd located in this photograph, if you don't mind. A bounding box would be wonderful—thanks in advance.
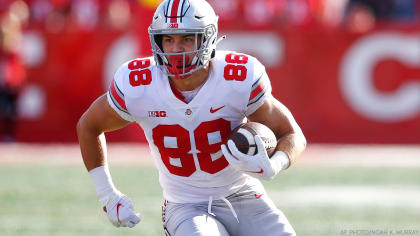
[1,0,418,32]
[1,0,420,143]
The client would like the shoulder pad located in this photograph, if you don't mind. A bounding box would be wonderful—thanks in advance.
[211,51,272,115]
[213,50,266,90]
[114,57,156,99]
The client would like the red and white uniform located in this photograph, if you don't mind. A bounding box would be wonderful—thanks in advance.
[107,50,272,203]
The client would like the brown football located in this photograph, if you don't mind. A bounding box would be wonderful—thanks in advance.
[227,122,277,158]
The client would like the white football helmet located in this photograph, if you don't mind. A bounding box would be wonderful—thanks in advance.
[148,0,223,79]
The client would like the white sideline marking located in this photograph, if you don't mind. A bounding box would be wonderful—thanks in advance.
[272,186,420,209]
[298,144,420,167]
[0,143,420,167]
[0,143,154,165]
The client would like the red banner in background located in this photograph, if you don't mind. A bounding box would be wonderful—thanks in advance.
[280,27,420,143]
[14,24,420,143]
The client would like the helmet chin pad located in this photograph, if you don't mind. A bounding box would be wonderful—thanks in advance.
[166,64,197,80]
[166,54,197,80]
[168,55,187,68]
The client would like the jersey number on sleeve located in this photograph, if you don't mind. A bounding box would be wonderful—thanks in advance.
[152,119,231,177]
[128,59,152,86]
[224,53,249,81]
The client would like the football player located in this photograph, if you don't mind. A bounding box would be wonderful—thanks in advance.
[77,0,306,235]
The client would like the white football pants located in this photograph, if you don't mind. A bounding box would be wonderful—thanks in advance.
[162,182,296,236]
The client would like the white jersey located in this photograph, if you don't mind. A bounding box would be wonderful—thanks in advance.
[107,50,272,203]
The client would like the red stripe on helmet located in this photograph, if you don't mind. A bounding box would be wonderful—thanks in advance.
[110,81,127,110]
[170,0,181,23]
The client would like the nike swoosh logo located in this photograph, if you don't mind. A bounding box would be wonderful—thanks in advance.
[246,169,264,174]
[210,105,225,113]
[255,194,263,199]
[116,203,122,223]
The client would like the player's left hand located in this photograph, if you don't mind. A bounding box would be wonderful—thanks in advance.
[221,135,289,181]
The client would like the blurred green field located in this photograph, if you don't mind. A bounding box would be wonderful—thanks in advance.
[1,144,420,236]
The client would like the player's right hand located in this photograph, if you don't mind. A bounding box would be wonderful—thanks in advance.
[89,166,141,228]
[103,192,141,228]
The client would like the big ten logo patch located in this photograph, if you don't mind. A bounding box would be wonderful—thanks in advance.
[169,23,178,28]
[148,111,167,117]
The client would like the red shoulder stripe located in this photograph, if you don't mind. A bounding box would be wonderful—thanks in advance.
[110,81,127,110]
[249,82,265,101]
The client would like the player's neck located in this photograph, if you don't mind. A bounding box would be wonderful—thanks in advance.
[169,65,210,91]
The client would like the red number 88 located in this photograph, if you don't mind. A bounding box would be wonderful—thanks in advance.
[128,59,152,86]
[224,53,249,81]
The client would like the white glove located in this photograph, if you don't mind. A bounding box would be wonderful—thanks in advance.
[89,166,141,228]
[102,191,141,228]
[221,135,290,181]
